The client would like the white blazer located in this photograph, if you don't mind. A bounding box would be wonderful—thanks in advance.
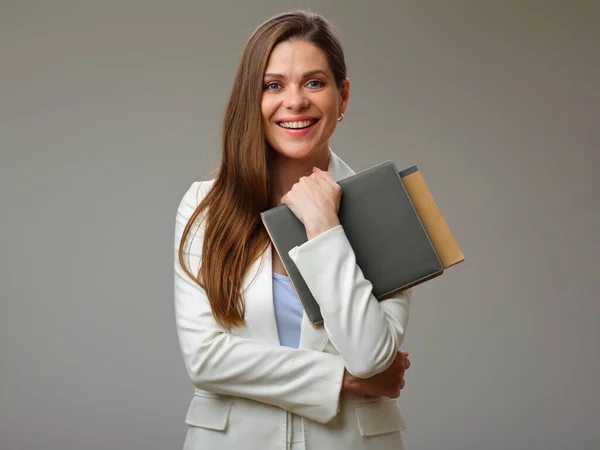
[174,150,412,450]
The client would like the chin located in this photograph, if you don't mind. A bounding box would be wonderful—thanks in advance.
[269,141,327,161]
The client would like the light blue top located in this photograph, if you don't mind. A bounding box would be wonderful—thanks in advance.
[272,272,303,348]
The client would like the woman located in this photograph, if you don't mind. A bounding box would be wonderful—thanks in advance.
[174,9,412,450]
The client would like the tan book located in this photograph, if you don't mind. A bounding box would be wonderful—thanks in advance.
[400,165,464,269]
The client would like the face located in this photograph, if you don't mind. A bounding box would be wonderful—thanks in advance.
[261,39,349,161]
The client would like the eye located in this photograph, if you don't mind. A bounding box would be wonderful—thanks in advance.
[306,80,325,88]
[264,82,281,91]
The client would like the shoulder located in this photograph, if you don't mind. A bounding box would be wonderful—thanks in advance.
[177,179,216,216]
[174,178,216,253]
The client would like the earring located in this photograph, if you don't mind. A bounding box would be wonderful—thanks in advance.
[337,113,344,123]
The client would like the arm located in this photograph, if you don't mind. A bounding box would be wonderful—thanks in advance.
[174,182,345,424]
[289,224,412,379]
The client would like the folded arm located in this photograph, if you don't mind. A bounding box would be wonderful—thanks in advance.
[288,225,412,379]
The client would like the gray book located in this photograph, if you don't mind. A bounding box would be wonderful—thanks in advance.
[261,160,445,326]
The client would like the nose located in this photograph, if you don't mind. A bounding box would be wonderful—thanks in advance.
[283,86,309,111]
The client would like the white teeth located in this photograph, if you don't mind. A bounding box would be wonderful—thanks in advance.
[278,120,315,129]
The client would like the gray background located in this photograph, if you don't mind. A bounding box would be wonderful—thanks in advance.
[1,1,598,449]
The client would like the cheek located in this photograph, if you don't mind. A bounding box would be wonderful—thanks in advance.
[261,97,277,123]
[318,98,340,136]
[321,95,340,118]
[322,101,339,125]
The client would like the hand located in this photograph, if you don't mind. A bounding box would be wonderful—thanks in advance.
[342,352,411,399]
[280,167,342,239]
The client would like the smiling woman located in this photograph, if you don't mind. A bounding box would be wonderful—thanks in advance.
[174,9,411,450]
[261,41,349,161]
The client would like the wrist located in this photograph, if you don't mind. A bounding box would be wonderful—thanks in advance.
[341,369,358,393]
[305,216,340,240]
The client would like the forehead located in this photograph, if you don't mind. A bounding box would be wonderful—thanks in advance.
[264,40,330,75]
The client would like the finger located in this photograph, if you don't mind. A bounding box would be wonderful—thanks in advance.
[310,169,330,188]
[313,167,340,189]
[402,354,411,370]
[280,192,296,210]
[309,172,336,200]
[312,171,342,212]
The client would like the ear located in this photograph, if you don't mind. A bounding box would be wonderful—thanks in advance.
[339,78,350,116]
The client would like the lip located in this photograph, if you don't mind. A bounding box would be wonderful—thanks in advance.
[276,115,318,123]
[275,117,319,137]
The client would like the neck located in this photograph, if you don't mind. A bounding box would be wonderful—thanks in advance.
[269,148,331,207]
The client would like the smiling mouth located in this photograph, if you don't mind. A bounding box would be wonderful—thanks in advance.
[276,119,319,130]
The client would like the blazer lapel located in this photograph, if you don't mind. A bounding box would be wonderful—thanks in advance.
[241,243,281,344]
[327,148,356,182]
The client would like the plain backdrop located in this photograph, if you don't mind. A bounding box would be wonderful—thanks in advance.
[1,1,598,449]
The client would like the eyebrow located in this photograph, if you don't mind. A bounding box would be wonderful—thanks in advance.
[263,70,331,80]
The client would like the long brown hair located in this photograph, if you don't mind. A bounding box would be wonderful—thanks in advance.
[178,10,348,329]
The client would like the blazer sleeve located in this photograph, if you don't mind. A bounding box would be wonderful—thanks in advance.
[288,225,412,379]
[174,181,345,424]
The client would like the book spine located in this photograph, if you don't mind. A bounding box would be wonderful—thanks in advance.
[401,170,464,268]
